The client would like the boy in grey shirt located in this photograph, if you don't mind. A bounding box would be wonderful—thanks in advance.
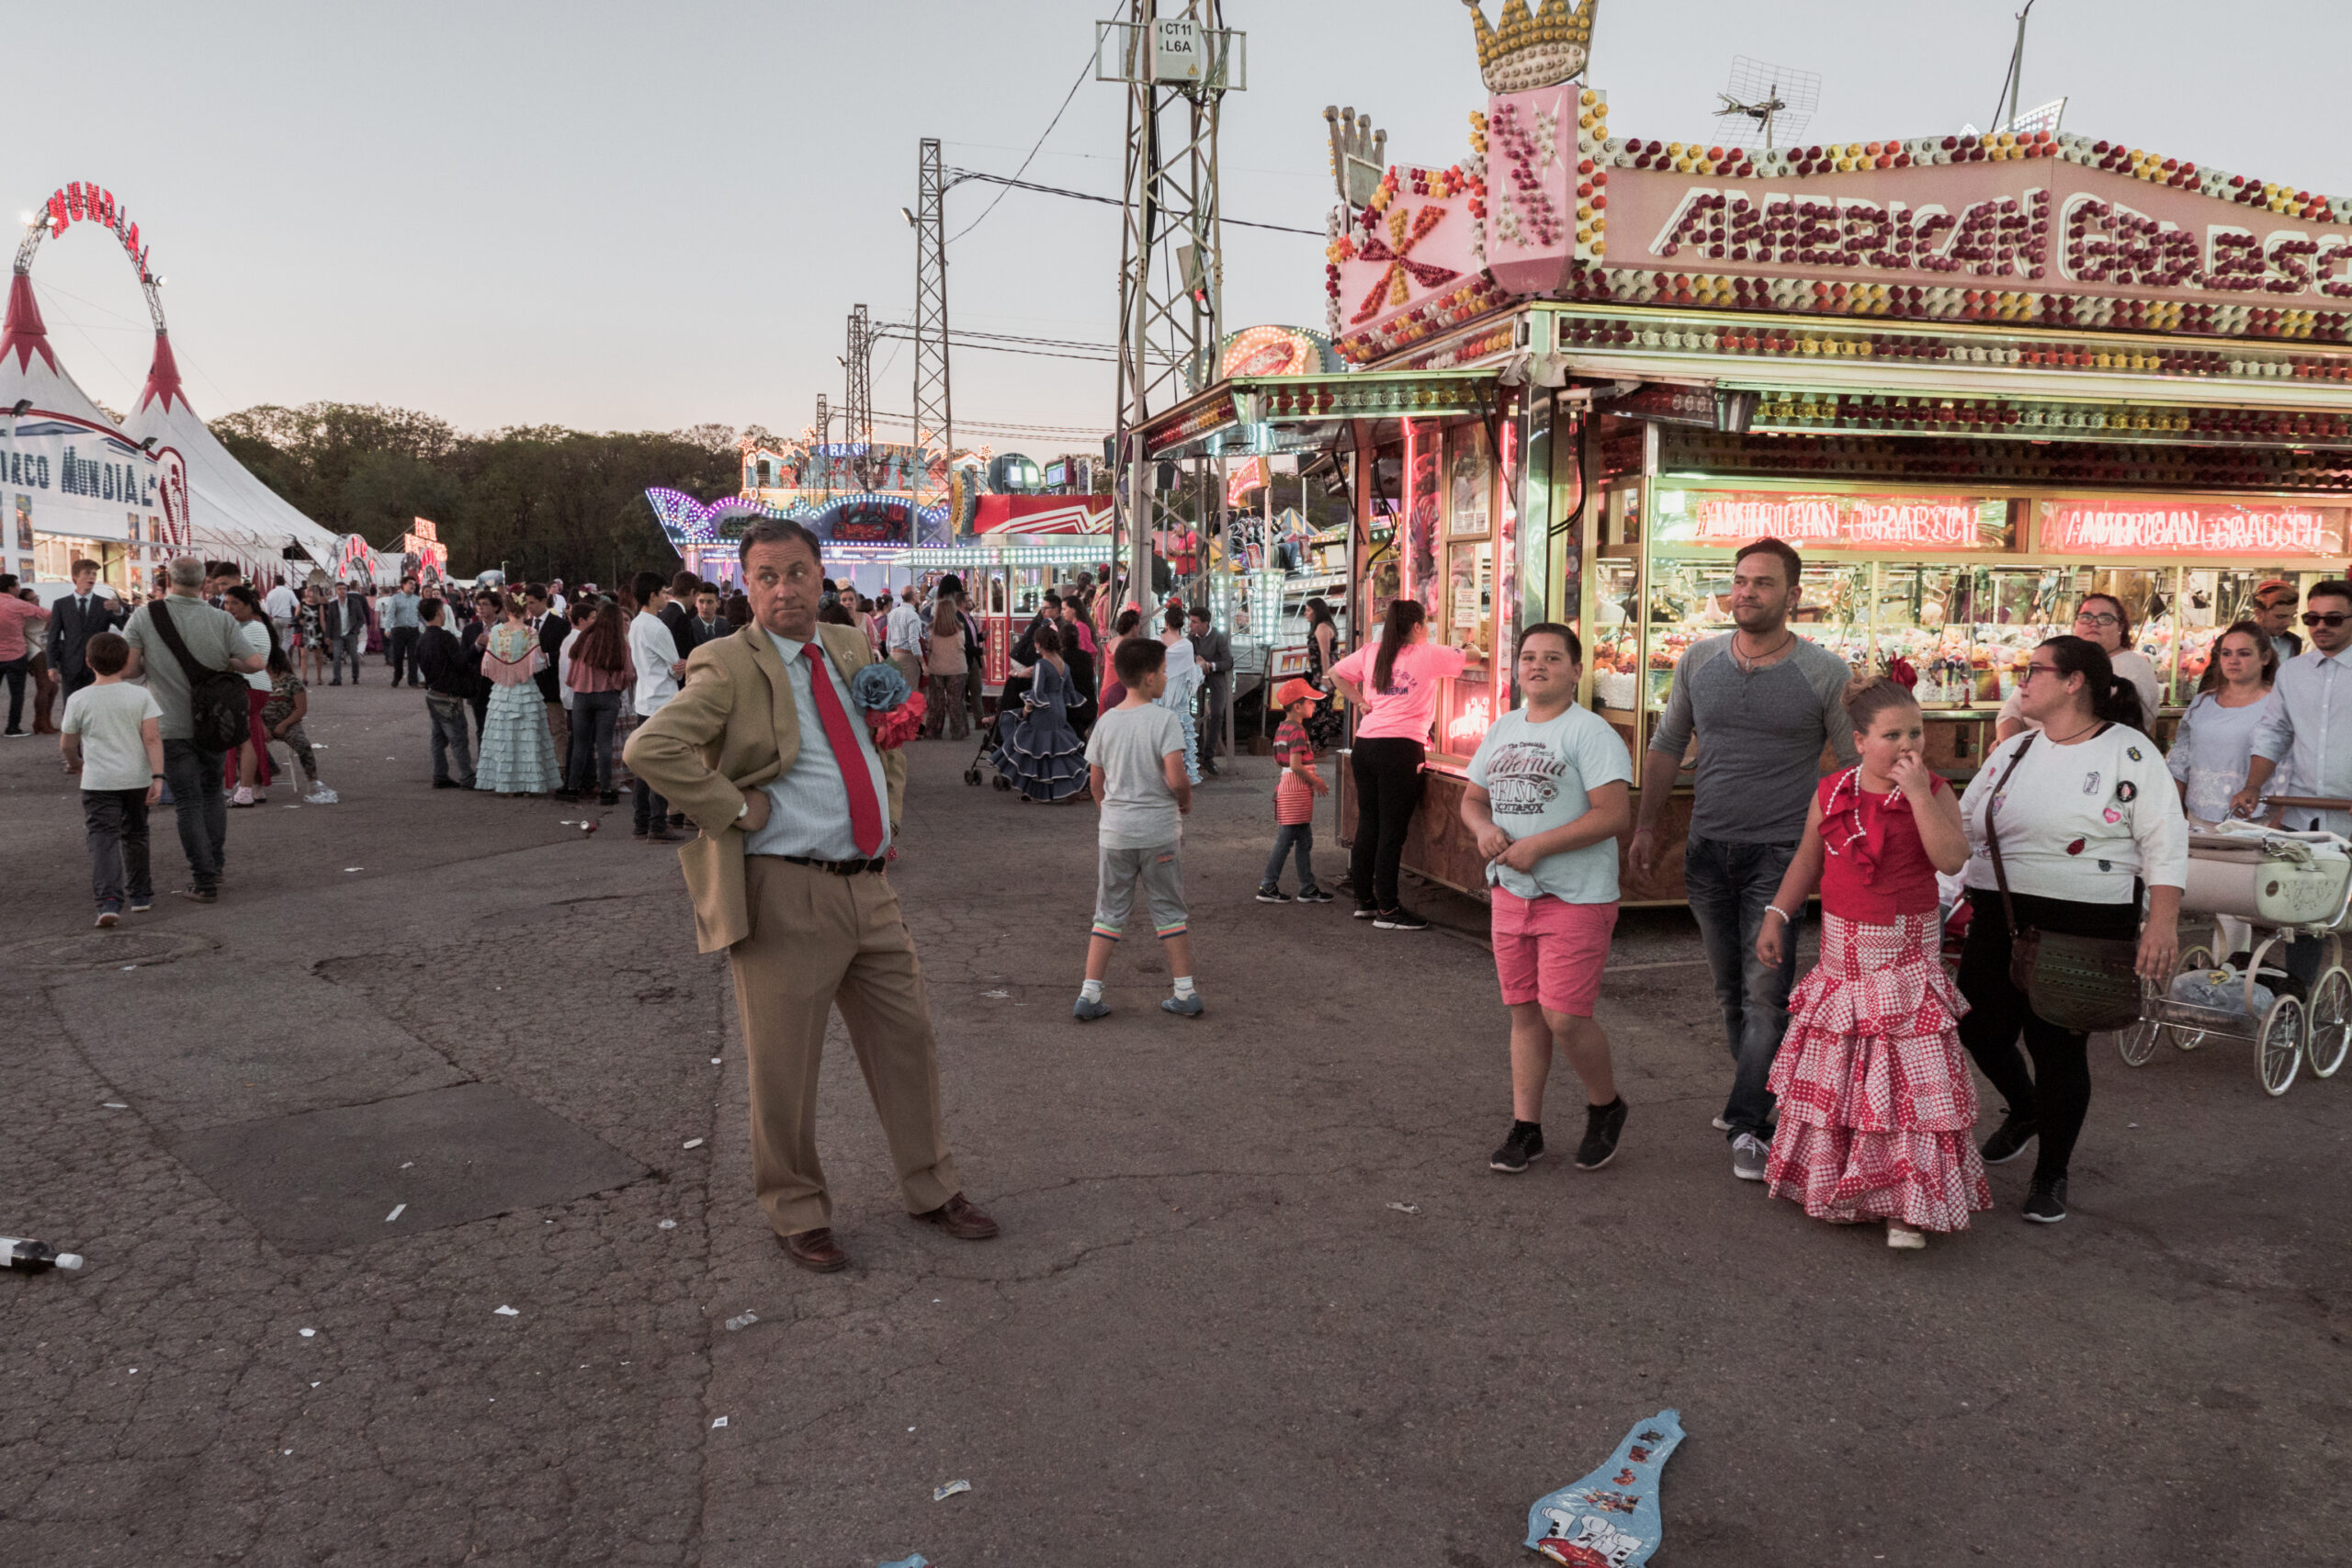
[1628,537,1858,1179]
[1076,635,1201,1021]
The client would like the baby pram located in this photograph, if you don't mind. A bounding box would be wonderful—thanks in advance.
[2120,805,2352,1096]
[962,704,1014,790]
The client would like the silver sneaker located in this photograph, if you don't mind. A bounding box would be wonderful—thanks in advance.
[1731,1133,1770,1181]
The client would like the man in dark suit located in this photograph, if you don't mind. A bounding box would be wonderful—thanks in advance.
[661,569,702,659]
[687,584,728,649]
[625,517,997,1272]
[525,582,569,757]
[46,558,122,697]
[1187,605,1232,776]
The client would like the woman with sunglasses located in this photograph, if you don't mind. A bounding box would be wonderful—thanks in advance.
[1955,635,2188,1224]
[1995,594,2162,743]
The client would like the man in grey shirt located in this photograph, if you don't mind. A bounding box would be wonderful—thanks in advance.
[1627,537,1857,1180]
[121,555,267,904]
[383,579,424,687]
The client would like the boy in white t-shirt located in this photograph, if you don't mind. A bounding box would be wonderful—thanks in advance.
[58,631,164,928]
[1461,624,1635,1175]
[1075,636,1200,1021]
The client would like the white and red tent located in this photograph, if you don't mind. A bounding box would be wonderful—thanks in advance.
[971,494,1112,536]
[122,328,345,583]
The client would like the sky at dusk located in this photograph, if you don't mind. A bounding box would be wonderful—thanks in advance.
[13,1,2349,453]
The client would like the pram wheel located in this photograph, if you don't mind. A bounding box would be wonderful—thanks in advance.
[2306,965,2351,1078]
[2258,993,2305,1097]
[963,767,981,786]
[993,774,1012,792]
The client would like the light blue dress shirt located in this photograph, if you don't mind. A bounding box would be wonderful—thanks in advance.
[741,630,893,861]
[384,592,422,631]
[2253,649,2352,837]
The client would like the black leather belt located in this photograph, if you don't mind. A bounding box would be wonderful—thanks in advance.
[780,854,887,876]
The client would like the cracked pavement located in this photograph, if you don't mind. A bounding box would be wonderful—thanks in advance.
[3,679,2348,1566]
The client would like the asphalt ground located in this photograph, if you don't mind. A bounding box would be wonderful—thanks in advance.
[2,675,2347,1567]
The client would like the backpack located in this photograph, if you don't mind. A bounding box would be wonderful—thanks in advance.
[148,598,251,752]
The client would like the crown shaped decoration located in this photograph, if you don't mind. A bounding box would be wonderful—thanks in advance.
[1463,0,1596,94]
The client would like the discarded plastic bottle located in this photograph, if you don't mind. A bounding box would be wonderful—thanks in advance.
[2,1236,85,1273]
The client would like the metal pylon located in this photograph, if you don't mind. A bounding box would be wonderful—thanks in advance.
[1102,0,1241,616]
[844,303,874,489]
[911,138,952,539]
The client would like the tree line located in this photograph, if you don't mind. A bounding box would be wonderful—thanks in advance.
[211,403,756,585]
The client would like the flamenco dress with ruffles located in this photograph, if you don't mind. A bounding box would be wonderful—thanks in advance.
[1765,769,1993,1232]
[990,658,1090,801]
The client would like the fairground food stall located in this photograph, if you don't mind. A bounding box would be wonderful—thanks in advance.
[1132,0,2352,904]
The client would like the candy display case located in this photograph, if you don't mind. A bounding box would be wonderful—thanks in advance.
[2175,569,2310,703]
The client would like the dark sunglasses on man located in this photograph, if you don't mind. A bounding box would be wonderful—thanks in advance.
[2303,611,2350,628]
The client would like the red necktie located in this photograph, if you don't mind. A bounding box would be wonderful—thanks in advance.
[801,643,884,856]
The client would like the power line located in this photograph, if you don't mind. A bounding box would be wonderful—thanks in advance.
[946,50,1095,246]
[870,409,1108,439]
[948,170,1323,236]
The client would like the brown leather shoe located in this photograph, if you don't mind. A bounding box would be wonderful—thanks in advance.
[777,1226,848,1271]
[912,1192,1000,1240]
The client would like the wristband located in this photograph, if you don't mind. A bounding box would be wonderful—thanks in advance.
[1764,905,1794,923]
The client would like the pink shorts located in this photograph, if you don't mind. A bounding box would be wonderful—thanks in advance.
[1490,889,1619,1016]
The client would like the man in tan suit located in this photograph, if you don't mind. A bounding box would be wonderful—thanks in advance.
[623,518,998,1271]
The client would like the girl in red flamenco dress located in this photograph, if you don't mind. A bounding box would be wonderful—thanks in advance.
[1755,677,1991,1250]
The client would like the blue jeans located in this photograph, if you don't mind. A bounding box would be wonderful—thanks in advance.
[426,693,474,785]
[330,630,363,683]
[1684,832,1799,1140]
[1261,822,1319,894]
[162,738,228,892]
[567,689,619,794]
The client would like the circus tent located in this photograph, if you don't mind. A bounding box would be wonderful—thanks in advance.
[121,326,349,580]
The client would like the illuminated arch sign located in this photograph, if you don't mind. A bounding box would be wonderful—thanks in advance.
[1216,323,1338,378]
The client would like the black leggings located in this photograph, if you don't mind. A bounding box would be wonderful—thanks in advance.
[1349,737,1425,910]
[1957,888,2138,1184]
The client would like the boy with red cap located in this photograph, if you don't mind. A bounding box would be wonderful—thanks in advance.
[1256,677,1333,903]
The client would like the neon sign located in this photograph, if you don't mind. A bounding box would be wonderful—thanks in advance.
[2039,501,2347,558]
[1653,489,2009,551]
[41,182,154,281]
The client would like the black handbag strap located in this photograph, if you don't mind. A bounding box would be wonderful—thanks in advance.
[145,597,218,685]
[1982,731,2039,942]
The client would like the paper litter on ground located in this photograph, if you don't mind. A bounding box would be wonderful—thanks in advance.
[933,1479,971,1502]
[1386,1201,1419,1213]
[879,1556,930,1568]
[681,1138,704,1149]
[385,1204,405,1223]
[492,1305,519,1317]
[711,1416,729,1428]
[724,1311,758,1332]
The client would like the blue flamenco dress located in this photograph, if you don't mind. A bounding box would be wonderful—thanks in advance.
[991,658,1090,801]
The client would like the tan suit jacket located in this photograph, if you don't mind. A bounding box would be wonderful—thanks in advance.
[622,622,908,953]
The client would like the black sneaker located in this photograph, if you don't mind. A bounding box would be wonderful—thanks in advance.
[172,886,218,905]
[1374,907,1429,931]
[1255,884,1292,903]
[1296,887,1335,904]
[1351,904,1380,919]
[599,791,620,807]
[1575,1099,1628,1170]
[1981,1114,2040,1166]
[2022,1177,2069,1224]
[1490,1121,1544,1173]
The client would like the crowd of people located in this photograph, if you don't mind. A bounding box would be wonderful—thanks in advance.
[34,525,2348,1268]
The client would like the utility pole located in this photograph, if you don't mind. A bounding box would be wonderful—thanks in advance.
[910,138,953,543]
[844,303,874,490]
[814,393,833,502]
[1992,0,2038,134]
[1101,1,1242,617]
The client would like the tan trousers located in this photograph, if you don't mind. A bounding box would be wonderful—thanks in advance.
[729,856,960,1235]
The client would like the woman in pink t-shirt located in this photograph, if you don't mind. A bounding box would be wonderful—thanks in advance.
[1329,599,1468,929]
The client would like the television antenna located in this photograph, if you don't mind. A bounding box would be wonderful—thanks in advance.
[1713,56,1819,151]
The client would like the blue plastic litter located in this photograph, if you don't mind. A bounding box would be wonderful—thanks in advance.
[878,1556,928,1568]
[1525,1408,1686,1566]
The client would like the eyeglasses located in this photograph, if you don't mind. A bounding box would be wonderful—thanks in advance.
[2304,613,2350,628]
[2020,662,2062,682]
[2075,612,2121,627]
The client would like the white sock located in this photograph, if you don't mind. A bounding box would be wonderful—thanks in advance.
[1172,976,1196,998]
[1080,978,1104,1002]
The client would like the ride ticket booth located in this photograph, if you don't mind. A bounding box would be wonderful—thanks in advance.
[1128,2,2352,906]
